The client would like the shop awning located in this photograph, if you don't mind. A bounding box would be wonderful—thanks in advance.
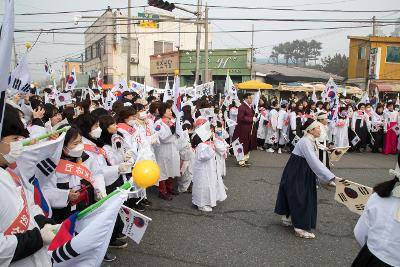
[369,81,400,92]
[237,80,273,90]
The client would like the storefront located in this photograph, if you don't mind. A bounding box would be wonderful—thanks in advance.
[179,49,252,93]
[149,51,179,89]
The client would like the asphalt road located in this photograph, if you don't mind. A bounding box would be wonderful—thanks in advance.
[110,151,397,267]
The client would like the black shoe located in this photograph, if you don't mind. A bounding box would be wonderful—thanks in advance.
[141,198,152,207]
[103,251,117,262]
[109,239,128,249]
[133,202,146,212]
[116,233,127,240]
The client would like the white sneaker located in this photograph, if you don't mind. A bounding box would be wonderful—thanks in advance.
[294,228,315,239]
[257,146,265,151]
[278,148,282,154]
[198,206,213,212]
[281,216,292,227]
[266,148,275,153]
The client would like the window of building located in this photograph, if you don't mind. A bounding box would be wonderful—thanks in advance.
[154,41,173,55]
[121,37,138,55]
[85,47,91,61]
[158,76,173,89]
[90,46,93,60]
[130,76,145,84]
[93,44,98,58]
[358,47,366,59]
[386,46,400,63]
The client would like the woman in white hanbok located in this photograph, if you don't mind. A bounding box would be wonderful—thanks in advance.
[154,103,180,200]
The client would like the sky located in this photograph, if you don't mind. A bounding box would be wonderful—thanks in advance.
[1,0,399,80]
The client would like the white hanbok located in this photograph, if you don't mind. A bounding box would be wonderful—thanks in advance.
[154,118,180,182]
[214,135,229,178]
[256,109,269,140]
[266,109,279,144]
[277,109,289,145]
[192,142,227,208]
[0,168,52,267]
[333,118,349,147]
[228,106,238,141]
[176,131,194,193]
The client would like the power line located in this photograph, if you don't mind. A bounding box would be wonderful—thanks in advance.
[0,6,145,16]
[15,23,398,35]
[174,2,400,13]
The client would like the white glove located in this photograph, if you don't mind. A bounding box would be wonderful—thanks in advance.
[253,117,257,122]
[95,190,106,201]
[119,162,133,173]
[40,224,57,245]
[124,150,134,161]
[151,133,158,144]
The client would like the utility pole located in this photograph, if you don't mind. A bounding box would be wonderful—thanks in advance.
[250,24,254,80]
[372,16,376,36]
[194,0,202,85]
[127,0,132,82]
[80,53,84,74]
[204,4,209,83]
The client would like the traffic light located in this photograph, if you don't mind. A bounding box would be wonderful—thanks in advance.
[148,0,175,11]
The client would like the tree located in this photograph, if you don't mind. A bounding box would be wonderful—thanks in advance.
[270,39,322,66]
[320,53,348,78]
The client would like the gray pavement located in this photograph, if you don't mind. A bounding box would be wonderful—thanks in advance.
[110,151,396,267]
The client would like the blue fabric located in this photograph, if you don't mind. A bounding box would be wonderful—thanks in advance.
[274,154,317,230]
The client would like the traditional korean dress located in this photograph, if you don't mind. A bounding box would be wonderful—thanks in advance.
[154,118,180,183]
[0,167,52,267]
[370,111,385,153]
[256,109,269,148]
[351,111,368,151]
[383,110,398,155]
[192,142,226,208]
[228,106,238,142]
[214,134,229,178]
[266,109,279,146]
[352,193,400,267]
[317,122,331,169]
[274,134,335,231]
[333,118,349,147]
[277,109,289,146]
[42,153,95,224]
[176,131,194,193]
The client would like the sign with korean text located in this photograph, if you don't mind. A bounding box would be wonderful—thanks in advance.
[150,52,179,75]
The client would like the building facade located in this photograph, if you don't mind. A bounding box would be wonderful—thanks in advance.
[149,48,252,93]
[347,36,400,93]
[84,7,207,86]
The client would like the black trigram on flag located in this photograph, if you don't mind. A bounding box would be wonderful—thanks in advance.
[36,158,57,176]
[358,187,370,195]
[355,204,365,211]
[51,240,80,264]
[338,193,347,202]
[339,179,351,186]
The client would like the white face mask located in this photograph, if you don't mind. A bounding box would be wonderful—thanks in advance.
[66,143,84,158]
[0,141,24,164]
[128,120,136,127]
[90,127,102,139]
[89,106,96,112]
[139,111,147,120]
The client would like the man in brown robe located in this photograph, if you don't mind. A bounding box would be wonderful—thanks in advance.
[233,93,257,167]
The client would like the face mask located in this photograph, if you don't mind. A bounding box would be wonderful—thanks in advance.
[74,108,82,116]
[90,127,102,139]
[128,120,136,127]
[66,143,84,158]
[21,118,27,128]
[89,106,96,112]
[0,141,23,164]
[139,111,147,120]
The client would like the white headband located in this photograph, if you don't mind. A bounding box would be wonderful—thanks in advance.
[305,120,320,132]
[317,113,328,120]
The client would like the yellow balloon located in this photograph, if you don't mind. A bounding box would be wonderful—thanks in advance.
[25,42,32,50]
[132,160,160,188]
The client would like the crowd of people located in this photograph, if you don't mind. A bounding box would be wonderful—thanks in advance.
[1,86,399,266]
[250,92,399,156]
